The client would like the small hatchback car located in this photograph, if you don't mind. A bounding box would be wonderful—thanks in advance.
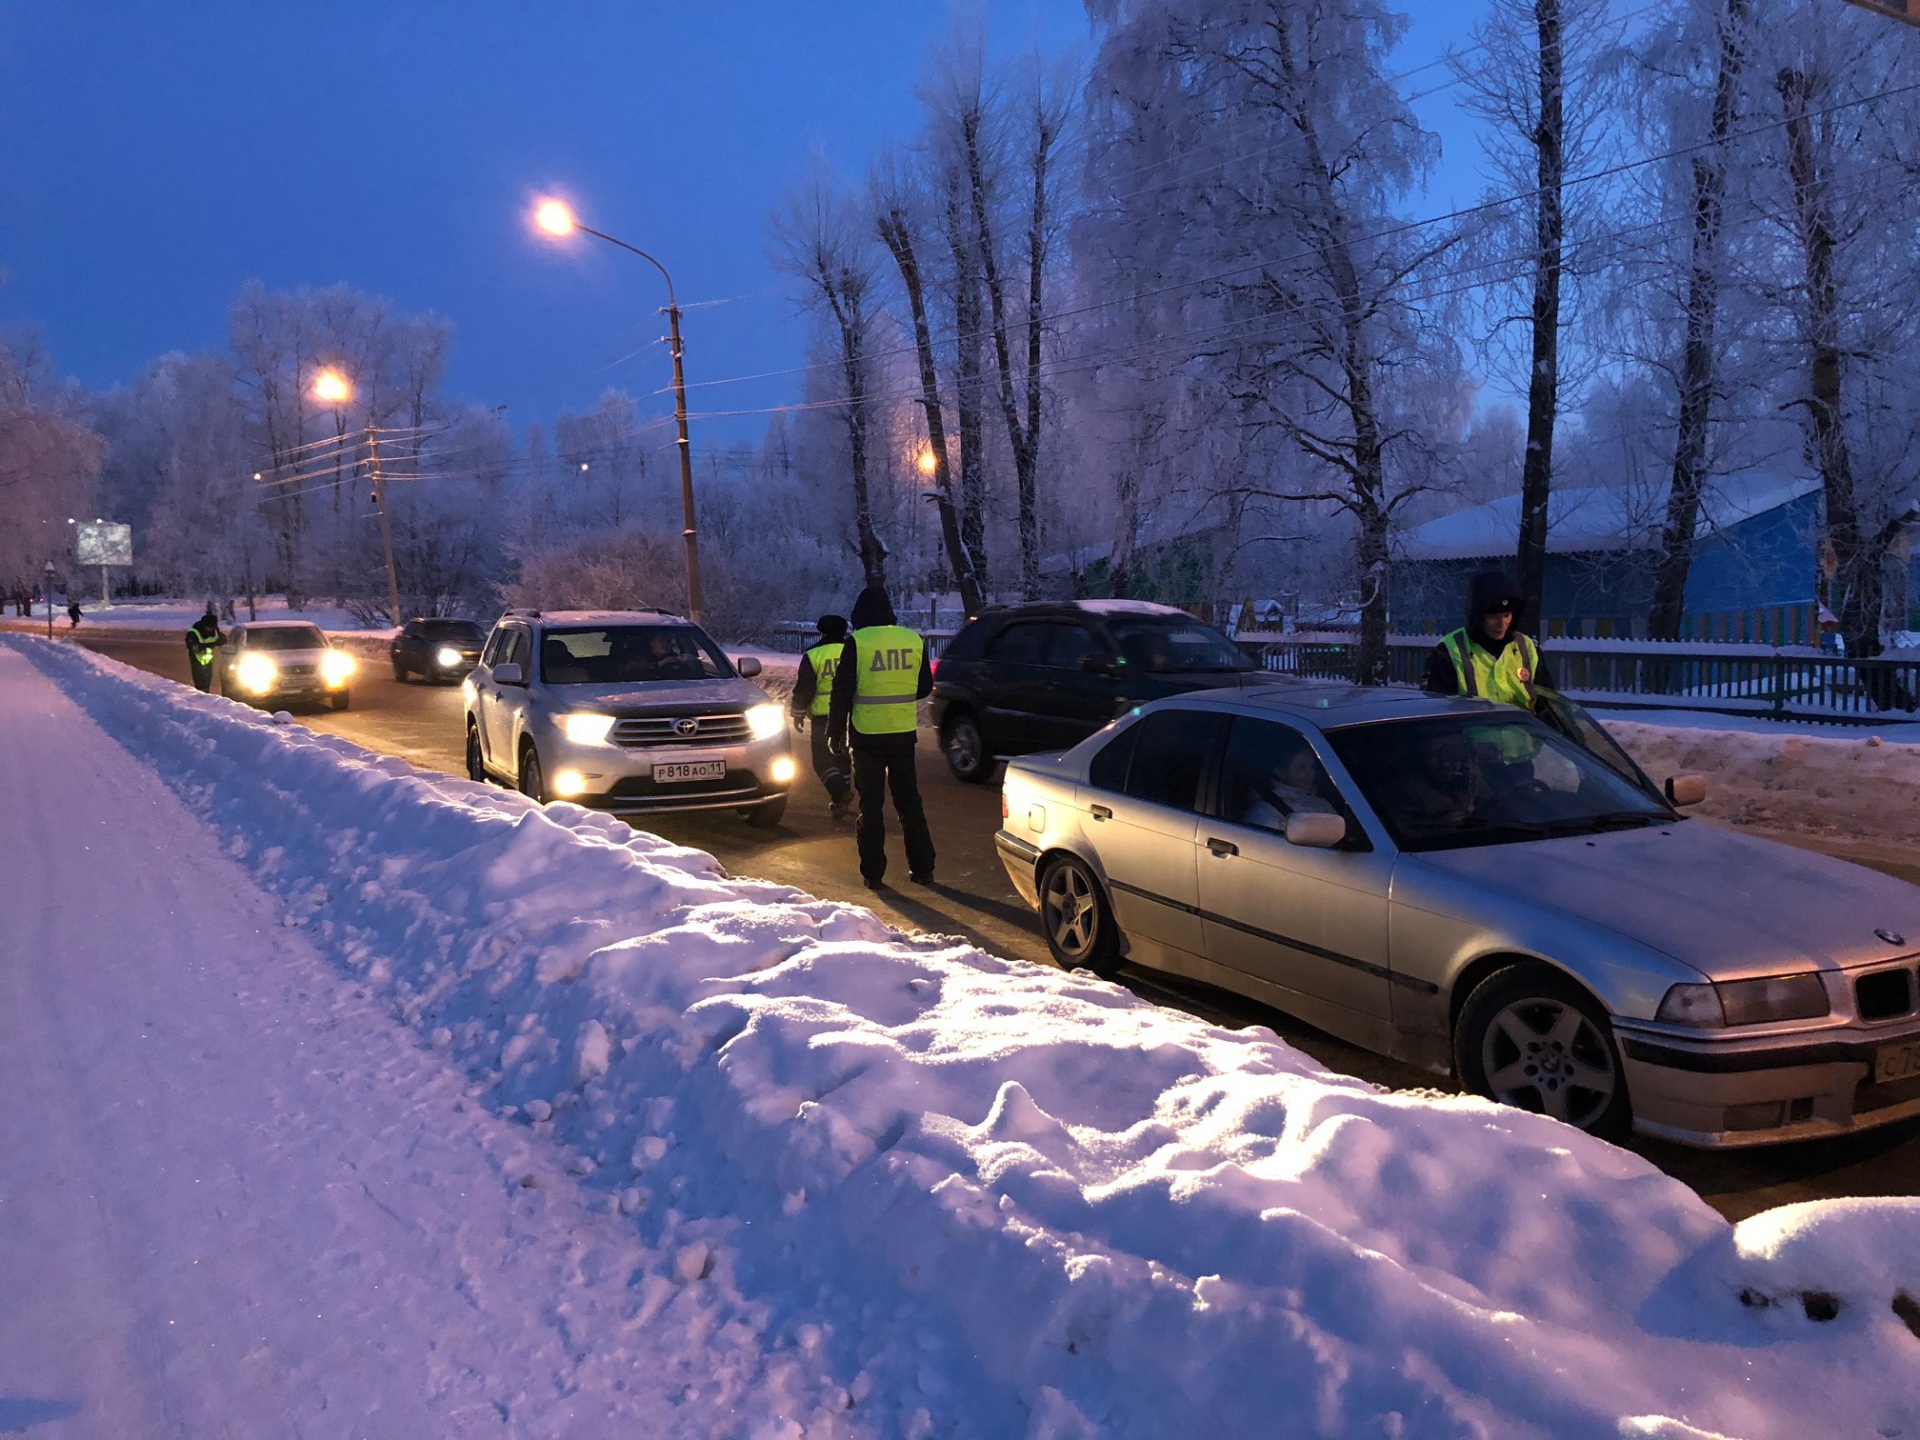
[464,609,795,825]
[218,620,355,710]
[997,683,1920,1149]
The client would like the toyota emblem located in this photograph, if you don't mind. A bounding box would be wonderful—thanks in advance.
[1876,929,1908,947]
[674,718,699,737]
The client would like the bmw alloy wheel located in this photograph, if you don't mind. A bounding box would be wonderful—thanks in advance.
[1039,856,1118,975]
[1478,995,1618,1130]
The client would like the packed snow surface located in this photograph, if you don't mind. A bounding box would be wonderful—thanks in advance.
[9,632,1920,1439]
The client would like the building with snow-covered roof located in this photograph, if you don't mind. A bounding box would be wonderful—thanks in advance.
[1391,474,1825,644]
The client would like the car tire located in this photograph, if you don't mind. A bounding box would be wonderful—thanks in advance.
[941,709,994,784]
[743,795,788,828]
[518,742,548,804]
[466,722,488,783]
[331,691,350,711]
[1454,962,1631,1141]
[392,657,408,682]
[1037,854,1122,978]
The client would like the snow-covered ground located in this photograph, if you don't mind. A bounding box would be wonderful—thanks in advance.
[0,595,379,632]
[7,632,1920,1439]
[1610,714,1920,849]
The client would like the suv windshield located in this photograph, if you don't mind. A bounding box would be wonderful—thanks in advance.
[1327,713,1672,851]
[419,620,483,642]
[248,626,327,652]
[1109,617,1253,673]
[539,626,733,685]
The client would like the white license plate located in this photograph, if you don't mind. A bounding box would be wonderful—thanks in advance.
[652,760,726,784]
[1874,1039,1920,1085]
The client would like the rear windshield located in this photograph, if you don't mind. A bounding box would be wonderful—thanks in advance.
[248,626,327,652]
[539,626,733,684]
[420,620,484,642]
[1109,617,1253,673]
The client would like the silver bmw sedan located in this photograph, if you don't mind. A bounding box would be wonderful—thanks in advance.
[994,684,1920,1148]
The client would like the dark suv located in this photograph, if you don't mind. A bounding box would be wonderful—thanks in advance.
[391,617,486,682]
[930,601,1263,781]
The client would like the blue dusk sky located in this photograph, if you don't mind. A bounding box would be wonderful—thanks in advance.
[0,2,1484,446]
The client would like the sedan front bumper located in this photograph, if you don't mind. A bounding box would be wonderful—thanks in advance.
[1616,1017,1920,1147]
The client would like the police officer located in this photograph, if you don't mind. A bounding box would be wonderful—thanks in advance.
[186,604,225,693]
[1422,570,1554,709]
[828,585,935,889]
[789,613,853,821]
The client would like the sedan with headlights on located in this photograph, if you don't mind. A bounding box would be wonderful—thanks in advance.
[217,621,356,710]
[995,683,1920,1148]
[391,617,486,683]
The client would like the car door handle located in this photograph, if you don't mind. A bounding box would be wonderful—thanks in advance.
[1205,837,1239,857]
[1089,804,1113,820]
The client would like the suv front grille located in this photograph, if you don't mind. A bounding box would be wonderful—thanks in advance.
[612,713,750,748]
[1855,966,1917,1022]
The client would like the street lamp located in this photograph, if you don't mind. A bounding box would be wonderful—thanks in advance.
[312,367,401,628]
[532,197,704,623]
[43,561,55,641]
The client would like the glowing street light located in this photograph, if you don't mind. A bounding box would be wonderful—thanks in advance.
[313,367,353,405]
[534,198,577,237]
[916,447,940,478]
[530,197,704,622]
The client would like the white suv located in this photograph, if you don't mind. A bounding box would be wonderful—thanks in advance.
[463,609,795,826]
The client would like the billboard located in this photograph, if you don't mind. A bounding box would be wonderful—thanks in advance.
[76,521,133,568]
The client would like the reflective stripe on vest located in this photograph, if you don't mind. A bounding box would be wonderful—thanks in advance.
[850,625,924,735]
[804,643,842,717]
[1444,629,1537,709]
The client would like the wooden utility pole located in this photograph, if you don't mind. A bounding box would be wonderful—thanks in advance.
[1843,0,1916,25]
[367,427,403,628]
[664,302,704,624]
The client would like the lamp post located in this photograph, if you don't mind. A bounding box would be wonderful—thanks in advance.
[313,368,402,628]
[43,561,55,641]
[534,199,704,623]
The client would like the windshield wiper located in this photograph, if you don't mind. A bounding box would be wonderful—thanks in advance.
[1543,811,1663,836]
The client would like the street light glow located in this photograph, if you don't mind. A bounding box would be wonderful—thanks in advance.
[313,368,353,405]
[916,447,940,477]
[535,199,577,237]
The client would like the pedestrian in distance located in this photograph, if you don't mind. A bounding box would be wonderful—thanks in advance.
[1422,570,1554,711]
[828,585,936,890]
[66,599,81,629]
[186,604,225,693]
[790,613,853,821]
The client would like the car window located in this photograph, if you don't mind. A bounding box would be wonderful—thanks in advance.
[1045,624,1100,670]
[1088,722,1137,792]
[538,625,731,684]
[1327,713,1673,852]
[1121,708,1230,812]
[1109,617,1253,674]
[247,625,327,652]
[481,629,507,667]
[941,617,993,663]
[504,629,532,672]
[988,623,1050,666]
[1215,717,1345,834]
[421,619,484,642]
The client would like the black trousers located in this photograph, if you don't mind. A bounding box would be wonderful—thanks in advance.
[851,733,935,884]
[808,722,850,803]
[189,657,214,693]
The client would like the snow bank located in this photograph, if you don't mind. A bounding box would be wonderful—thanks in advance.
[1610,715,1920,848]
[11,631,1919,1440]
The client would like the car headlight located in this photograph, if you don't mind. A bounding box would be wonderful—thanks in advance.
[435,646,463,668]
[745,703,786,741]
[321,650,356,687]
[1657,972,1830,1028]
[560,712,617,746]
[237,652,278,694]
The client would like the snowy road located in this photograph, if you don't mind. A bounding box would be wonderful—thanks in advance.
[0,646,846,1437]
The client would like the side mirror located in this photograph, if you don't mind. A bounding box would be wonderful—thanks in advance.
[1284,811,1349,849]
[736,656,763,678]
[1665,774,1707,808]
[493,662,525,686]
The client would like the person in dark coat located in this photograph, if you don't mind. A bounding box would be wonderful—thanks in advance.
[186,605,225,692]
[1422,570,1554,708]
[828,585,936,888]
[789,613,853,820]
[66,599,82,628]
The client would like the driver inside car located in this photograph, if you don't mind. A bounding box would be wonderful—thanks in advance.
[1239,736,1340,830]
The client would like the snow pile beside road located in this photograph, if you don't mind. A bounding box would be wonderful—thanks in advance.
[1610,716,1920,847]
[14,632,1920,1440]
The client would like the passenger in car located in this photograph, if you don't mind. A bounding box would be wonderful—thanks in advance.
[1239,739,1339,830]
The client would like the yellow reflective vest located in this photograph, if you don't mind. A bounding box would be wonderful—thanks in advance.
[1443,628,1539,709]
[850,625,924,735]
[803,642,842,717]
